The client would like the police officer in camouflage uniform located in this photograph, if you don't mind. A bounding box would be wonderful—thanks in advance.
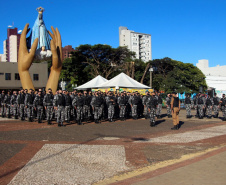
[0,90,6,117]
[184,94,193,118]
[129,92,140,120]
[17,89,26,121]
[106,92,116,122]
[220,94,226,121]
[54,90,66,127]
[43,88,54,125]
[142,91,150,119]
[72,92,84,125]
[4,91,12,118]
[64,90,72,123]
[206,94,213,119]
[25,89,35,122]
[83,91,92,122]
[166,93,172,118]
[118,92,128,121]
[146,91,158,127]
[91,92,104,124]
[197,94,206,119]
[156,92,162,119]
[213,93,220,118]
[33,90,44,123]
[10,91,18,119]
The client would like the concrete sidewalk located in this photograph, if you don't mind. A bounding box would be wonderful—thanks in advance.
[133,149,226,185]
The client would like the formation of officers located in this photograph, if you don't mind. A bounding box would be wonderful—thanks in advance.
[0,88,225,128]
[184,93,226,121]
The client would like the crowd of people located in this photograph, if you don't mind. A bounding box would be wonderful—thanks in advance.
[0,89,225,129]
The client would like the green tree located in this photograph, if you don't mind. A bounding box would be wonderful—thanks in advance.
[148,58,207,93]
[76,44,135,79]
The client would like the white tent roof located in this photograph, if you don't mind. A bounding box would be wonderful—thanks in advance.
[98,72,150,89]
[76,75,108,90]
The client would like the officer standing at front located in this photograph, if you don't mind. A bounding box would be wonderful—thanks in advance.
[43,88,54,125]
[170,92,180,130]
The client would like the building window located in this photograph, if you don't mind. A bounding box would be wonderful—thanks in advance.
[15,73,20,80]
[5,73,11,80]
[33,74,39,81]
[0,73,4,75]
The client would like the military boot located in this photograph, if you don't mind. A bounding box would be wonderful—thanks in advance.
[171,125,177,130]
[150,121,155,127]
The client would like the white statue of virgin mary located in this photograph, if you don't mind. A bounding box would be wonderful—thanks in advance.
[27,7,52,60]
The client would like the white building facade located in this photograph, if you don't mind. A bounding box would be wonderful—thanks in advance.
[196,59,226,96]
[119,26,152,63]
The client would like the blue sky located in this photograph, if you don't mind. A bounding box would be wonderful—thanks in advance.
[0,0,226,67]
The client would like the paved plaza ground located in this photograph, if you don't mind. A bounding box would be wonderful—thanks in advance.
[0,109,226,184]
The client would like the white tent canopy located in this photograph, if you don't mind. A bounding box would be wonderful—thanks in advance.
[98,72,150,89]
[76,75,108,90]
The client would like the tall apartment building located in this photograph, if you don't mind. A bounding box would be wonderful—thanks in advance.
[119,26,152,62]
[1,27,21,62]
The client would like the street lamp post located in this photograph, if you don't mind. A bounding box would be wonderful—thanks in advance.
[149,66,153,88]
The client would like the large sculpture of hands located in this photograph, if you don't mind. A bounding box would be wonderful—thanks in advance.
[18,24,38,90]
[46,26,63,93]
[18,24,62,94]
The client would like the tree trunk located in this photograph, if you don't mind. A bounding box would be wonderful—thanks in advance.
[140,63,150,84]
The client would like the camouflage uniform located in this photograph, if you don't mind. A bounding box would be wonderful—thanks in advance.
[106,95,116,121]
[4,94,11,118]
[213,96,220,118]
[118,95,127,120]
[206,96,213,118]
[25,93,35,121]
[83,95,92,120]
[165,96,172,117]
[43,93,54,124]
[0,93,6,117]
[10,94,18,119]
[146,95,158,126]
[155,95,162,118]
[54,93,66,126]
[64,94,72,122]
[72,95,84,124]
[197,96,206,118]
[129,95,140,119]
[184,96,193,118]
[34,94,44,123]
[220,97,226,120]
[142,95,149,119]
[91,95,103,123]
[17,93,26,120]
